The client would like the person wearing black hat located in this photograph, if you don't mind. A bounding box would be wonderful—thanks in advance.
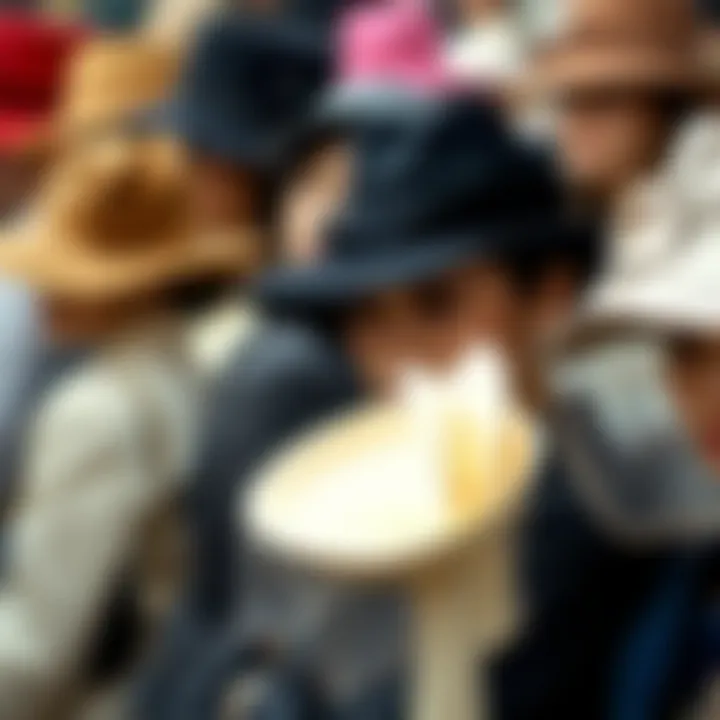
[146,13,334,379]
[155,95,600,720]
[167,13,329,243]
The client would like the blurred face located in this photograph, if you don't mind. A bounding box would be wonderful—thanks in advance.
[556,90,672,202]
[666,336,720,476]
[343,263,524,396]
[281,141,352,265]
[189,155,259,231]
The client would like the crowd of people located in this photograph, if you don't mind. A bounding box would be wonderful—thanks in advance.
[0,0,717,718]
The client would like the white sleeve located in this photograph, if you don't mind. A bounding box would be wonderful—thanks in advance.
[0,381,150,719]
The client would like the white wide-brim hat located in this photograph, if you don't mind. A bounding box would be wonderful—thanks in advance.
[245,350,541,580]
[566,112,720,349]
[554,114,720,544]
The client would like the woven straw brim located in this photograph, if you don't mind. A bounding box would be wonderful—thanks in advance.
[0,226,259,300]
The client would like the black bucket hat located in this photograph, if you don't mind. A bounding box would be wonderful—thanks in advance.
[151,14,330,172]
[256,97,600,315]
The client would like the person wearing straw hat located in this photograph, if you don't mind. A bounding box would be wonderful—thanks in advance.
[544,113,720,720]
[0,135,249,720]
[0,12,87,518]
[531,0,713,214]
[159,92,598,720]
[0,32,187,540]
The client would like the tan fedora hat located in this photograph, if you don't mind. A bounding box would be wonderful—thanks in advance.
[52,36,180,146]
[530,0,713,98]
[564,113,720,349]
[0,136,255,300]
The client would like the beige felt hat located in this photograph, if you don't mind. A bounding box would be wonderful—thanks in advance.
[0,136,255,300]
[529,0,714,98]
[247,351,540,579]
[565,113,720,349]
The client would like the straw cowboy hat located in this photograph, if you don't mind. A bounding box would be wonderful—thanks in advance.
[565,112,720,347]
[54,35,180,146]
[532,0,714,98]
[0,137,252,300]
[247,349,539,577]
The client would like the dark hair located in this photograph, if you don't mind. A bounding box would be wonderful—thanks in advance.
[165,277,236,316]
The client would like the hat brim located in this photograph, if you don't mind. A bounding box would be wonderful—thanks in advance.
[315,83,444,127]
[0,226,258,301]
[137,97,280,172]
[256,236,487,315]
[247,400,536,579]
[562,287,720,354]
[258,216,599,316]
[528,45,709,98]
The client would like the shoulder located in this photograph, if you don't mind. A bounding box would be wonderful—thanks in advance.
[28,361,139,491]
[220,322,357,402]
[38,360,134,433]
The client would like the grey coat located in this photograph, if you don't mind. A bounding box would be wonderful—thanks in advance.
[135,320,376,720]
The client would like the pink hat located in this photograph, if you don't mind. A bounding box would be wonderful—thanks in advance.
[330,0,459,105]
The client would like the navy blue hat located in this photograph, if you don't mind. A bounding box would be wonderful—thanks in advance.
[158,15,330,171]
[257,98,599,315]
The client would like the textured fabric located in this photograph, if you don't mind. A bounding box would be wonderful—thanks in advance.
[134,321,359,720]
[491,445,669,720]
[0,327,199,719]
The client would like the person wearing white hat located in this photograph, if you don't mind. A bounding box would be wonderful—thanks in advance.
[548,112,720,719]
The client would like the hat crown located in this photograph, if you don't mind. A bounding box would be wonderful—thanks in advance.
[611,113,720,281]
[563,0,698,47]
[328,99,566,261]
[47,138,189,255]
[177,15,329,166]
[335,0,450,91]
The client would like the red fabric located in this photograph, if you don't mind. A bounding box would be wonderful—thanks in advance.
[0,12,88,151]
[0,111,47,152]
